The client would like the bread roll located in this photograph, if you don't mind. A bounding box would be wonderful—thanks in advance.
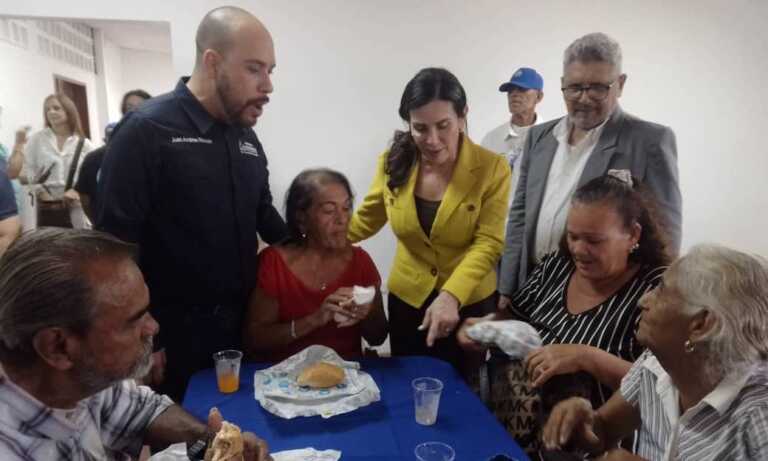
[204,421,244,461]
[296,362,345,388]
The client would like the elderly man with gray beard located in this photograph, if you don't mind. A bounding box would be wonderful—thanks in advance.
[0,229,270,460]
[498,32,682,308]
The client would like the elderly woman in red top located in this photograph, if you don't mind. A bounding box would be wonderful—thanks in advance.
[244,168,388,361]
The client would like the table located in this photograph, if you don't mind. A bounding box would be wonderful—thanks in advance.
[183,356,529,460]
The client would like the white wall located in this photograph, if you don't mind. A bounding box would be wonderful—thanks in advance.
[3,0,768,282]
[101,35,125,125]
[119,48,175,101]
[0,29,100,149]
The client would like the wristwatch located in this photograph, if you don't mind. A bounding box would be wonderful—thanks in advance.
[187,434,211,460]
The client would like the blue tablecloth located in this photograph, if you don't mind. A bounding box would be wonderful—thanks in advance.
[183,356,528,461]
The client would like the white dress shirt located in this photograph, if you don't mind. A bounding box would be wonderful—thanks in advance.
[621,351,768,461]
[533,116,607,261]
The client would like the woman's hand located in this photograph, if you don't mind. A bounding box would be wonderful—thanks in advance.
[497,294,512,310]
[419,291,460,347]
[596,449,647,461]
[525,344,589,388]
[335,289,375,328]
[541,397,599,452]
[63,188,80,206]
[456,314,496,352]
[314,288,354,326]
[14,126,29,146]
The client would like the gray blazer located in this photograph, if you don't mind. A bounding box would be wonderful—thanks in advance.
[498,107,682,295]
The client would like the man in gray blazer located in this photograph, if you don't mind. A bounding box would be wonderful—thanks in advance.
[498,32,681,305]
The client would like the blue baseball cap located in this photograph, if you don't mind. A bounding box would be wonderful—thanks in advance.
[499,67,543,92]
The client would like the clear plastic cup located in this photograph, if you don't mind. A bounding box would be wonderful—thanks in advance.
[213,349,242,393]
[412,377,443,425]
[414,441,455,461]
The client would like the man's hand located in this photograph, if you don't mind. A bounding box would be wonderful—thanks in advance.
[419,291,460,347]
[207,408,271,461]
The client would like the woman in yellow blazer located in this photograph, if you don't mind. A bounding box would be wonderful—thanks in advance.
[348,68,510,372]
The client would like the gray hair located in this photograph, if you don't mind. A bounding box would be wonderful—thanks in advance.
[0,228,136,366]
[667,244,768,376]
[563,32,623,73]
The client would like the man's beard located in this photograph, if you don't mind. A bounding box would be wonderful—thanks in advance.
[215,70,267,128]
[76,338,154,394]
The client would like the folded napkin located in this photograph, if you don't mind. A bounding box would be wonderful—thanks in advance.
[147,443,187,460]
[148,443,342,461]
[466,320,542,358]
[272,448,342,461]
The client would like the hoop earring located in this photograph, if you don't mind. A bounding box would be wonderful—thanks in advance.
[630,243,639,253]
[684,339,695,353]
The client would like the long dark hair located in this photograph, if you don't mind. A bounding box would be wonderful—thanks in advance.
[559,174,671,268]
[386,67,467,190]
[284,168,354,245]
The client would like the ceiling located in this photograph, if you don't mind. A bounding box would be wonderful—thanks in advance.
[82,19,171,54]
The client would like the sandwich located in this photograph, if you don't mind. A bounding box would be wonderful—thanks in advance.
[296,362,345,388]
[204,421,244,461]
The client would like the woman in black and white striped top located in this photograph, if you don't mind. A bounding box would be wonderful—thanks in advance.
[459,173,672,457]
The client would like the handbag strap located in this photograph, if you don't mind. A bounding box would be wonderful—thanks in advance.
[65,136,85,191]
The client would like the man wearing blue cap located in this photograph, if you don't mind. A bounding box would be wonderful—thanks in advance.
[481,67,543,204]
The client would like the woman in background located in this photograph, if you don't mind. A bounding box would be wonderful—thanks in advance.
[7,93,93,228]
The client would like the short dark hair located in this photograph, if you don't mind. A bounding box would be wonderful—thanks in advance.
[559,174,671,268]
[284,168,354,245]
[120,89,151,115]
[386,68,467,190]
[0,229,136,366]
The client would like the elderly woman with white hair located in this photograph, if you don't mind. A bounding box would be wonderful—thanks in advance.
[542,244,768,460]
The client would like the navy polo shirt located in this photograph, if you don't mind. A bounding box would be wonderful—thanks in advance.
[97,78,287,308]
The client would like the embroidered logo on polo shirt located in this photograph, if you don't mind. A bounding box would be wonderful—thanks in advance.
[172,136,213,144]
[239,140,259,157]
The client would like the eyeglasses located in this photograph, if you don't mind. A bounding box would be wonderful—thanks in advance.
[561,81,617,101]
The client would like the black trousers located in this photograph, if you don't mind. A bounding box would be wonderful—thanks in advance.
[153,303,243,402]
[388,291,496,373]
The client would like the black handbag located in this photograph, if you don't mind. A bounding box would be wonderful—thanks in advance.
[36,137,85,228]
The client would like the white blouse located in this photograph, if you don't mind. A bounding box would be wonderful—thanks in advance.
[22,128,94,199]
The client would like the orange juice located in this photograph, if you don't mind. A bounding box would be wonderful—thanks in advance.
[217,372,239,393]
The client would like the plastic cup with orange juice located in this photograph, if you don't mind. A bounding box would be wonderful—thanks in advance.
[213,350,243,394]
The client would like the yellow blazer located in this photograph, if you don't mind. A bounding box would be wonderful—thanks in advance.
[348,137,510,308]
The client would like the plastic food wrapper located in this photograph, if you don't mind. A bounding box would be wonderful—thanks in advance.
[466,320,543,358]
[149,444,341,461]
[272,448,342,461]
[254,345,380,419]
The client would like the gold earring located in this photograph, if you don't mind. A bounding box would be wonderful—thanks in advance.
[684,339,695,353]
